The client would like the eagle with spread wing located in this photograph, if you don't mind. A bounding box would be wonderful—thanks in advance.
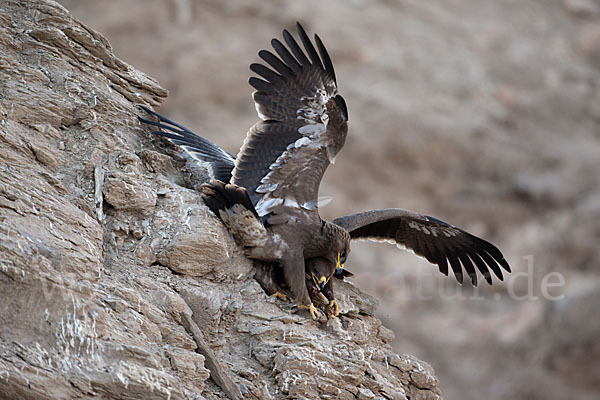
[139,23,510,319]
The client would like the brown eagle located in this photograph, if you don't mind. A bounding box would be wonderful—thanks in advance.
[139,23,510,319]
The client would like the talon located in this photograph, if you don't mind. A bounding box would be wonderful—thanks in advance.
[270,291,288,302]
[329,300,339,317]
[298,303,320,320]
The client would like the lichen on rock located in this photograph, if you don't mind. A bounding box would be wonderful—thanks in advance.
[0,1,442,399]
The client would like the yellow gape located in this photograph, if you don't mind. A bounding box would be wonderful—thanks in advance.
[336,252,345,270]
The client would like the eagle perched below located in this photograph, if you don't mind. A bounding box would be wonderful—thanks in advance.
[139,23,511,320]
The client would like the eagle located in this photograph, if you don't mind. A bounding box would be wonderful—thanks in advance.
[139,23,510,320]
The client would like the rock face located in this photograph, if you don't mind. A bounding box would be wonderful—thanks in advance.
[0,1,441,399]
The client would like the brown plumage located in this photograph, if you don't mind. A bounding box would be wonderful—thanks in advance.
[333,210,510,286]
[253,257,338,317]
[139,22,511,320]
[201,179,348,317]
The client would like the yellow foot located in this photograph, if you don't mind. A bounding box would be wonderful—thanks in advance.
[270,291,288,302]
[328,300,339,317]
[298,303,320,320]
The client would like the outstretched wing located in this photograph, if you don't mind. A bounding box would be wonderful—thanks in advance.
[232,22,348,221]
[138,106,236,183]
[333,209,511,286]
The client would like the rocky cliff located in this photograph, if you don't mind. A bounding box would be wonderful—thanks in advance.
[0,1,441,399]
[54,1,600,399]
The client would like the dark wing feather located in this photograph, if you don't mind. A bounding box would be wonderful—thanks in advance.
[315,34,336,85]
[233,23,348,221]
[258,50,292,77]
[333,209,511,286]
[270,39,301,73]
[297,23,323,68]
[138,106,235,183]
[283,29,310,66]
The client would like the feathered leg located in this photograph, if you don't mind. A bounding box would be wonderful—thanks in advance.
[253,261,288,301]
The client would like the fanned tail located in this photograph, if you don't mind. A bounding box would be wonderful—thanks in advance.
[200,180,258,219]
[201,180,270,249]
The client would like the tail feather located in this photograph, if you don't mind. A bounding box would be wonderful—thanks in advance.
[202,180,268,249]
[201,180,258,219]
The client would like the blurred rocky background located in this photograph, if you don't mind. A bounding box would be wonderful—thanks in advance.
[53,0,600,399]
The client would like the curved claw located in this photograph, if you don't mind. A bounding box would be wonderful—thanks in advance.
[298,303,320,320]
[328,300,339,317]
[270,292,288,302]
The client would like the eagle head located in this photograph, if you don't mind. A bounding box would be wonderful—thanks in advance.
[323,222,351,273]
